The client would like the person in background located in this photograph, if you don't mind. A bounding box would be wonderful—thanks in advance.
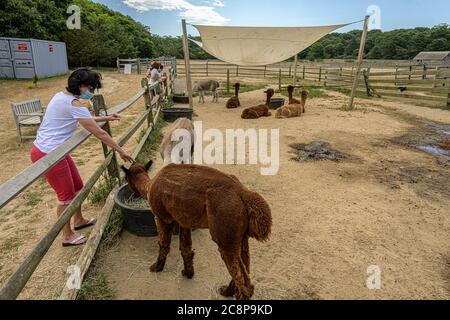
[146,61,167,100]
[30,68,134,247]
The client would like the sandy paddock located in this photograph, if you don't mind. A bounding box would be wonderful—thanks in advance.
[102,88,450,300]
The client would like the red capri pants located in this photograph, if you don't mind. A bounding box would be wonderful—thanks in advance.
[30,145,84,205]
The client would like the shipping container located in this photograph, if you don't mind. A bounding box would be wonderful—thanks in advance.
[0,37,69,79]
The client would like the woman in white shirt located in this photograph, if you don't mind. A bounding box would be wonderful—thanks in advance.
[30,68,134,247]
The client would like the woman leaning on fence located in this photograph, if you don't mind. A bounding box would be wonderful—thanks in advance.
[30,68,134,247]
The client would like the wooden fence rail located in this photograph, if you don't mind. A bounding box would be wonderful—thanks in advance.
[0,73,172,300]
[117,56,177,75]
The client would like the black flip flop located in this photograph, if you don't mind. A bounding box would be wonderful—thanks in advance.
[74,218,96,231]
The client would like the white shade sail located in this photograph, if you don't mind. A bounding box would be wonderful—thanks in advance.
[192,24,350,66]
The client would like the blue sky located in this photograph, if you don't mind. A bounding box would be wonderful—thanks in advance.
[93,0,450,36]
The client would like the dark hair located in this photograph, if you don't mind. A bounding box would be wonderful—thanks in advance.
[66,68,102,96]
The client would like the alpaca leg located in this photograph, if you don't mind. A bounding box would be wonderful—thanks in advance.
[219,249,254,300]
[150,220,173,273]
[241,235,250,274]
[219,235,250,298]
[179,227,195,279]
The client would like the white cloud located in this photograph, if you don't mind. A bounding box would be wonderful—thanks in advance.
[123,0,230,25]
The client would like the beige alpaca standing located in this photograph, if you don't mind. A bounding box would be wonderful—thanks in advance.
[160,118,195,166]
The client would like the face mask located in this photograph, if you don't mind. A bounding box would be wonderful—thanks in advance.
[79,91,94,100]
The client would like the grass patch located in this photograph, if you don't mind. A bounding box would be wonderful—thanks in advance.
[23,191,42,207]
[136,113,167,164]
[328,87,369,99]
[77,208,123,300]
[88,174,119,205]
[219,83,267,98]
[0,236,23,255]
[277,86,329,99]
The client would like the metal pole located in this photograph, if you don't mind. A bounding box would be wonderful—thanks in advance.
[348,15,370,110]
[182,19,194,109]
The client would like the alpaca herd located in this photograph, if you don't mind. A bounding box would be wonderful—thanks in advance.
[226,83,309,120]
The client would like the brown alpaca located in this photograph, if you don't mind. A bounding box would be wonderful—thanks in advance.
[241,89,274,119]
[226,83,241,109]
[275,89,309,118]
[160,118,195,166]
[122,162,272,300]
[287,85,301,105]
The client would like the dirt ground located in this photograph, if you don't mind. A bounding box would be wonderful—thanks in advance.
[101,86,450,300]
[0,71,149,299]
[1,72,449,300]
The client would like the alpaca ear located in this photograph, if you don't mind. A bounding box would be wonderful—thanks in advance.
[121,165,130,175]
[144,160,154,171]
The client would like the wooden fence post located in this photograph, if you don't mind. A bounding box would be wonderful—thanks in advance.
[289,66,292,78]
[206,60,209,77]
[278,69,282,92]
[422,65,427,80]
[409,65,412,80]
[92,95,121,182]
[303,65,306,79]
[227,69,230,94]
[293,54,298,85]
[137,58,141,75]
[264,65,267,78]
[116,58,120,73]
[318,66,322,83]
[348,15,370,110]
[236,65,239,76]
[181,19,194,109]
[141,79,154,126]
[394,64,398,85]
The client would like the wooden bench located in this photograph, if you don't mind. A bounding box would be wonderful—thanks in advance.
[11,99,45,142]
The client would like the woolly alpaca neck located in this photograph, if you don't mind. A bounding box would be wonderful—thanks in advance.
[265,91,274,106]
[235,85,240,97]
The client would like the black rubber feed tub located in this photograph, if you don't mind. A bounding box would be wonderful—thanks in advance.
[114,184,180,237]
[162,108,193,123]
[269,98,285,109]
[115,184,157,237]
[172,94,190,104]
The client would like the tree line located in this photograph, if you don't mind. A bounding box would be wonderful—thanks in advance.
[1,0,449,67]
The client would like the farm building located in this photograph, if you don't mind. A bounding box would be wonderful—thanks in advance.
[0,37,68,79]
[413,51,450,63]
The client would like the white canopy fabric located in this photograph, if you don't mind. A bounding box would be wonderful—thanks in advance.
[191,24,351,66]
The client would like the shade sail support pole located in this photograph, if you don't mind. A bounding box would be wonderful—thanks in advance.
[348,15,370,110]
[182,19,194,109]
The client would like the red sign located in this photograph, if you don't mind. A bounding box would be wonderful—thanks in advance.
[18,43,28,51]
[49,44,54,52]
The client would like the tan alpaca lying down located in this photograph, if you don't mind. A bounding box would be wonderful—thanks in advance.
[275,89,308,119]
[160,118,195,166]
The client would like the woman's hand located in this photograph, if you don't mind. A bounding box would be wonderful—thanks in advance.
[118,150,135,163]
[107,113,121,122]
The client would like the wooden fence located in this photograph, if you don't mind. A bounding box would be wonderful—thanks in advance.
[117,56,177,75]
[178,59,450,107]
[0,74,173,300]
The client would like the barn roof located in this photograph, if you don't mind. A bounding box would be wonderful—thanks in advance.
[414,51,450,61]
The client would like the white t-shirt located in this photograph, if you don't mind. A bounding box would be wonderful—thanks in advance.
[34,92,92,154]
[149,68,161,84]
